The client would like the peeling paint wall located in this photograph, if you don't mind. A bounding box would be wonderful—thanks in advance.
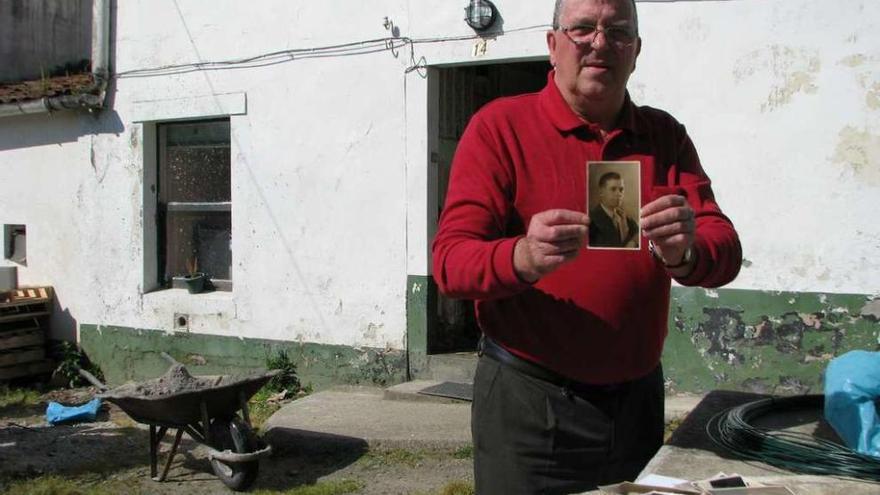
[665,288,879,394]
[633,0,880,295]
[0,0,417,350]
[79,324,406,387]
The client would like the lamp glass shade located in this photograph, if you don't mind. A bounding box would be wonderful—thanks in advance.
[465,1,496,31]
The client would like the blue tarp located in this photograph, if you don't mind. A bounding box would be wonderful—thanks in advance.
[824,350,880,458]
[46,398,102,425]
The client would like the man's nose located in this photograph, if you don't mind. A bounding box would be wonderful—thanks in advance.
[590,29,609,49]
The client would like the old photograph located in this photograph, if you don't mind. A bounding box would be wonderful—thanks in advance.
[587,161,641,250]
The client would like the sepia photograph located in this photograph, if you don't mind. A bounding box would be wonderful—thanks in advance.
[587,161,641,250]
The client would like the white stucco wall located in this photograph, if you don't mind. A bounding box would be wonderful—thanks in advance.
[631,0,880,294]
[0,0,877,350]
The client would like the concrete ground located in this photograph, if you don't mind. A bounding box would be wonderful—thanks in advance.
[262,380,702,452]
[264,384,880,495]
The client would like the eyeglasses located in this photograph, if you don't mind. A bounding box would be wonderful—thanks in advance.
[558,24,637,49]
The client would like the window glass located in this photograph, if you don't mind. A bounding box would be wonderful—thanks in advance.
[157,119,232,289]
[164,212,231,281]
[164,146,230,202]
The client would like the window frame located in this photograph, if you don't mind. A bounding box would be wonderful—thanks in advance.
[155,118,233,292]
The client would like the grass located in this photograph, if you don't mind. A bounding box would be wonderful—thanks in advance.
[251,479,363,495]
[0,385,42,409]
[438,480,475,495]
[412,480,475,495]
[664,417,684,443]
[452,444,473,459]
[1,475,134,495]
[357,445,473,468]
[248,387,284,431]
[358,448,427,467]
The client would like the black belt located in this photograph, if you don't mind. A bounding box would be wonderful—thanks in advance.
[479,335,630,396]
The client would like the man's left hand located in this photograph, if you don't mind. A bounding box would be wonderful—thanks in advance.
[640,195,695,269]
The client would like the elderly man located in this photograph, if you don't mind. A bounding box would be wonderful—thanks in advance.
[432,0,742,493]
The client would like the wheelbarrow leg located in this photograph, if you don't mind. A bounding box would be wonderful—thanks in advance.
[149,426,157,479]
[150,426,169,481]
[200,400,212,446]
[157,429,184,482]
[239,390,251,426]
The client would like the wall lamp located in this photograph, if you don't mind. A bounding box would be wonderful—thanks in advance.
[464,0,498,31]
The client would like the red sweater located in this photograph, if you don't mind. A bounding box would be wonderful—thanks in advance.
[432,73,742,384]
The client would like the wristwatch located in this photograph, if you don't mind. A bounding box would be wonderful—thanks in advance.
[664,246,694,269]
[649,241,694,269]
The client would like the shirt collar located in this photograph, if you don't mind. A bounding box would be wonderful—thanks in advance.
[600,203,618,220]
[539,70,647,136]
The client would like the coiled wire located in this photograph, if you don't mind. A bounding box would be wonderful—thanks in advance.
[705,394,880,483]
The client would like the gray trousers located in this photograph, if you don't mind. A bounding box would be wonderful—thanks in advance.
[471,355,664,494]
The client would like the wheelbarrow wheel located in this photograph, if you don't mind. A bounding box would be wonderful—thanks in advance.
[209,416,259,491]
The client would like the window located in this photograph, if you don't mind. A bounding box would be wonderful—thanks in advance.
[3,224,26,265]
[157,119,231,291]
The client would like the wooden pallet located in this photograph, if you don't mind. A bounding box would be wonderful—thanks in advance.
[0,287,53,306]
[0,287,53,325]
[0,286,54,381]
[0,360,54,381]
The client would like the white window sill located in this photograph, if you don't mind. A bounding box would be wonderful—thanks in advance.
[141,288,236,317]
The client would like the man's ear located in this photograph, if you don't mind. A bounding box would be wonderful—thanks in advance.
[547,30,558,67]
[631,36,642,73]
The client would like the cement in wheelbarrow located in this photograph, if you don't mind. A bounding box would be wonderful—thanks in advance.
[100,363,276,427]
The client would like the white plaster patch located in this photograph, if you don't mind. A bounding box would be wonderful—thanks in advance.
[861,299,880,320]
[733,45,821,112]
[832,126,880,186]
[799,313,822,329]
[839,53,867,67]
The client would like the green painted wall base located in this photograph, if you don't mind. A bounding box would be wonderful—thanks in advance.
[406,275,434,379]
[664,287,879,394]
[80,287,878,395]
[80,324,407,388]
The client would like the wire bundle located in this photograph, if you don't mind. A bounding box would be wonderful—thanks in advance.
[706,394,880,483]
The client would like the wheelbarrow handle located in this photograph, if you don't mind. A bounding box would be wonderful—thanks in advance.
[75,366,108,392]
[160,351,181,366]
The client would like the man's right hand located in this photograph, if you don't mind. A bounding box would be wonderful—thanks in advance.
[513,209,589,283]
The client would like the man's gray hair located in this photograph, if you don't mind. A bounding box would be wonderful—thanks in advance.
[552,0,639,34]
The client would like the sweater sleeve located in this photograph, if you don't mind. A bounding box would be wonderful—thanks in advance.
[431,113,531,300]
[669,125,743,288]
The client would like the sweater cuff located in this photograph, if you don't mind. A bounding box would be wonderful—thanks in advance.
[493,236,533,291]
[673,236,709,286]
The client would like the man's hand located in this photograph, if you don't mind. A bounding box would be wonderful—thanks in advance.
[640,195,695,273]
[514,209,589,283]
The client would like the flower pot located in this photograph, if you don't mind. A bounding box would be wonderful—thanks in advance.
[182,273,206,294]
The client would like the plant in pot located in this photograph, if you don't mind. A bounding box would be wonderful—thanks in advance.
[178,257,206,294]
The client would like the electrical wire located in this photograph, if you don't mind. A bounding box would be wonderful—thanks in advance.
[706,394,880,483]
[115,24,553,79]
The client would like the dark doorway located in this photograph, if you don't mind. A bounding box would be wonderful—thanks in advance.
[431,60,551,354]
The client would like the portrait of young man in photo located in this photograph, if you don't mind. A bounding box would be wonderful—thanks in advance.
[589,163,640,249]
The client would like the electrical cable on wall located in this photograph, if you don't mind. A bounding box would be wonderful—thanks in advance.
[115,24,552,79]
[706,394,880,483]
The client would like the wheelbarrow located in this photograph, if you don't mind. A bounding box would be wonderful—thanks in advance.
[78,353,278,491]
